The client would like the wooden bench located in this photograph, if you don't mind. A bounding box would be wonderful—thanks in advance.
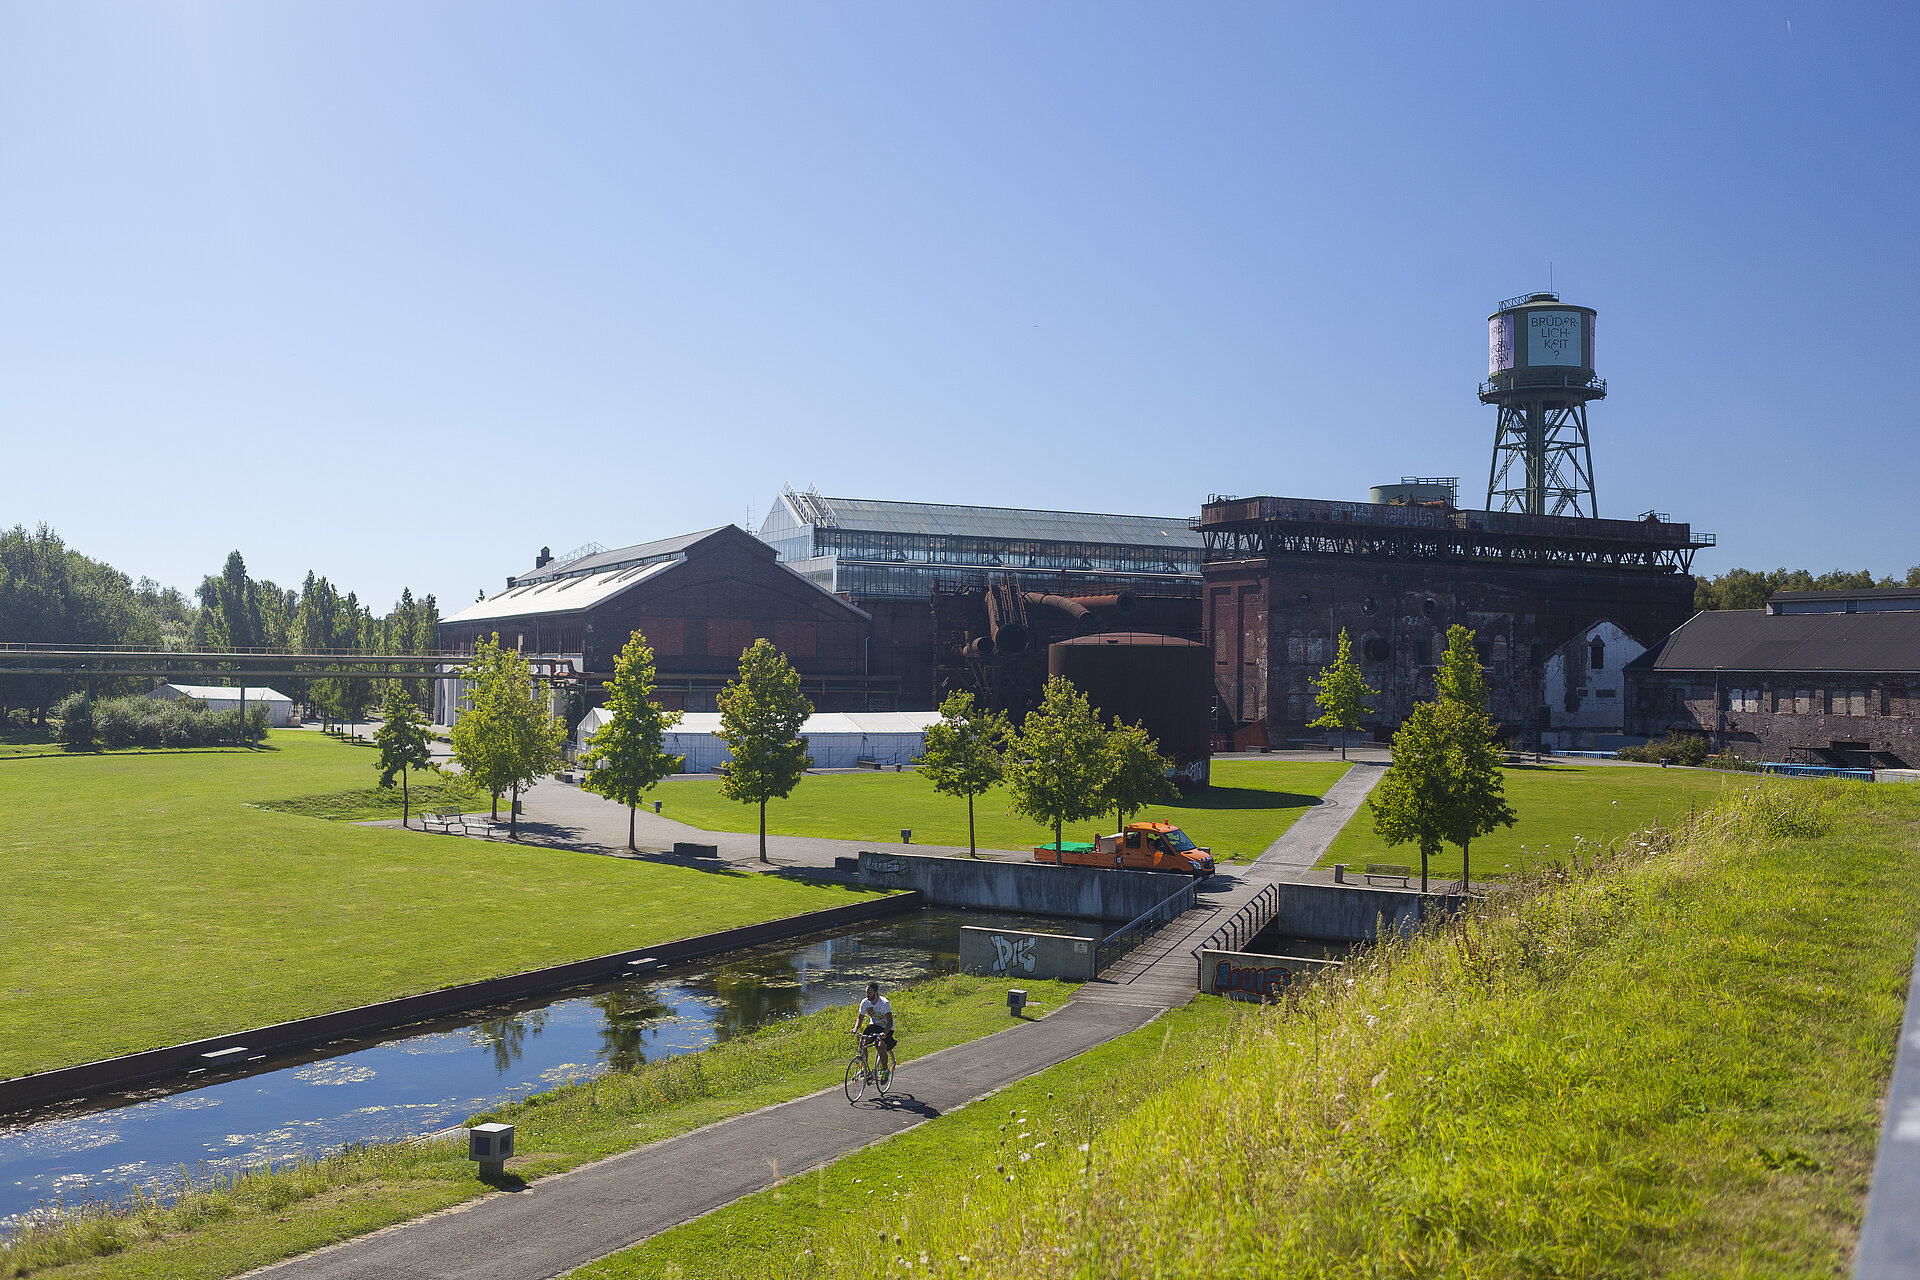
[1362,862,1412,887]
[423,812,500,839]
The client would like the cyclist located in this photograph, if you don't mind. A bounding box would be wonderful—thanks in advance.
[851,981,896,1080]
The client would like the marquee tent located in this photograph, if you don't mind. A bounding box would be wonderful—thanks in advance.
[574,710,943,773]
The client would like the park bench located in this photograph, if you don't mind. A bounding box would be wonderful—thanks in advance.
[1362,862,1412,888]
[422,812,501,839]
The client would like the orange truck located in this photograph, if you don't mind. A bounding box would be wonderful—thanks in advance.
[1033,821,1216,878]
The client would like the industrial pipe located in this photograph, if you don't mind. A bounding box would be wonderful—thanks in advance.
[1069,592,1136,615]
[984,590,1030,657]
[961,636,995,660]
[1021,593,1100,633]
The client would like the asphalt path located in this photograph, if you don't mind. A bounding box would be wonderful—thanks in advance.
[246,1000,1157,1280]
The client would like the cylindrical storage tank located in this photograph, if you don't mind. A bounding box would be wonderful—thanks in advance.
[1048,633,1213,790]
[1485,293,1598,392]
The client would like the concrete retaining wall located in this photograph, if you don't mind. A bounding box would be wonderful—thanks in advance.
[958,926,1097,981]
[1198,948,1341,1000]
[1261,881,1467,941]
[858,850,1184,921]
[0,891,921,1116]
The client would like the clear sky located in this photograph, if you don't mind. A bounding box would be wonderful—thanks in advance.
[4,2,1915,609]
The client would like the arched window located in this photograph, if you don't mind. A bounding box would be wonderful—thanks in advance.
[1589,638,1605,670]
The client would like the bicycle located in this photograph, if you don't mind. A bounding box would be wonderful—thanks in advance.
[844,1030,893,1103]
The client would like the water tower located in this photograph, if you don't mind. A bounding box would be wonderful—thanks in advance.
[1481,292,1605,517]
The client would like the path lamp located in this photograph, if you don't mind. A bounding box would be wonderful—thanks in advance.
[1007,989,1027,1017]
[469,1123,515,1179]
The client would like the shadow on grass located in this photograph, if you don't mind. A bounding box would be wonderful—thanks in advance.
[506,823,765,878]
[1177,784,1325,813]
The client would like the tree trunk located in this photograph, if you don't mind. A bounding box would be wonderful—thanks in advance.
[968,793,976,858]
[1420,845,1429,894]
[1340,728,1347,760]
[1462,839,1470,894]
[628,803,636,851]
[509,784,518,839]
[491,791,500,820]
[1054,819,1063,863]
[759,798,769,863]
[401,766,410,828]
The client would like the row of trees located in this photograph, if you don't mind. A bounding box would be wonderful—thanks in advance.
[1694,564,1920,612]
[0,525,441,727]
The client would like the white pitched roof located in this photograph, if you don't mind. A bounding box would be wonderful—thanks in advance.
[444,558,679,624]
[159,683,293,703]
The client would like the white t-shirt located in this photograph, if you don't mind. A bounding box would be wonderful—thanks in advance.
[859,995,893,1029]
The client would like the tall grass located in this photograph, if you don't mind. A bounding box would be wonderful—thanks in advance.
[614,778,1913,1279]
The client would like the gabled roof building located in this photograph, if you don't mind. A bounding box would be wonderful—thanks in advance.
[1625,588,1920,768]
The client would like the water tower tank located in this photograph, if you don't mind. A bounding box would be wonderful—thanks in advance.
[1485,293,1598,386]
[1048,633,1213,791]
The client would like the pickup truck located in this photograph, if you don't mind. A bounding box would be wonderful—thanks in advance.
[1034,821,1216,878]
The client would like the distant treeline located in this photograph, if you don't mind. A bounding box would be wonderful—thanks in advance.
[1693,565,1920,612]
[0,524,440,726]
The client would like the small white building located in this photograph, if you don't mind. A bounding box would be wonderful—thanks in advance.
[148,683,296,728]
[1540,620,1646,750]
[574,710,943,773]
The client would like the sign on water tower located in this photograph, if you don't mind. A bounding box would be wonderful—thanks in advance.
[1527,310,1586,366]
[1488,313,1515,375]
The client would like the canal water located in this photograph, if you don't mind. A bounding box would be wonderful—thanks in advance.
[0,908,1097,1230]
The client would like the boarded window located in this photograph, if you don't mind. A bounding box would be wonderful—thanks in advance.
[642,618,684,657]
[1796,689,1812,714]
[773,620,817,659]
[1850,689,1868,716]
[1589,638,1605,669]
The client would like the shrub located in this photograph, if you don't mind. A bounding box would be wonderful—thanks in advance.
[1616,731,1709,766]
[75,695,268,749]
[55,692,97,751]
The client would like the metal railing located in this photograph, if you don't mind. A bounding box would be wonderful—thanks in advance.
[1095,877,1201,973]
[1192,881,1283,959]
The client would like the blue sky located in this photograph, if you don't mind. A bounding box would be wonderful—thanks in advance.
[3,2,1915,608]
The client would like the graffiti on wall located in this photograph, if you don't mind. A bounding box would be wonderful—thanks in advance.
[1210,958,1297,1000]
[864,855,905,877]
[990,935,1037,975]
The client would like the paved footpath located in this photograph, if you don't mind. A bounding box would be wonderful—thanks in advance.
[274,761,1386,1279]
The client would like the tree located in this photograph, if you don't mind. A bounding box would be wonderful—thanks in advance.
[450,634,566,838]
[374,681,436,828]
[1307,628,1376,759]
[1370,626,1516,891]
[716,639,813,863]
[1101,717,1176,831]
[917,690,1008,858]
[580,631,686,850]
[1003,676,1112,858]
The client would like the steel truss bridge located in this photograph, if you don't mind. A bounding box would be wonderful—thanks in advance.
[1193,495,1714,574]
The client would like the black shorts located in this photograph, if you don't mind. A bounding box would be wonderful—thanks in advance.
[863,1028,896,1052]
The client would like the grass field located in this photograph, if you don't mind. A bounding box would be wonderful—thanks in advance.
[649,759,1353,863]
[580,779,1920,1278]
[1322,761,1738,880]
[0,733,884,1077]
[0,975,1077,1280]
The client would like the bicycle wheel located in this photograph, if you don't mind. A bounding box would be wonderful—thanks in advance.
[844,1052,867,1103]
[875,1061,892,1096]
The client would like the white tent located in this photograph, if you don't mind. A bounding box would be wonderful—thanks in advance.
[149,683,296,727]
[575,709,943,772]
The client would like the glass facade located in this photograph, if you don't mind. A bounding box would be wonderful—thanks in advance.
[757,491,1204,599]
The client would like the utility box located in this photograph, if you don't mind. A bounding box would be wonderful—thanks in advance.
[469,1122,515,1178]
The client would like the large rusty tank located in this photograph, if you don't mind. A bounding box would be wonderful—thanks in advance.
[1048,632,1213,790]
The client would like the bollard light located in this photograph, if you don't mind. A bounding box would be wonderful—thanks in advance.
[901,829,912,844]
[1007,988,1027,1017]
[654,800,663,813]
[469,1122,515,1179]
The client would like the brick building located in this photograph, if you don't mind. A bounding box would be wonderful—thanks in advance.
[1197,496,1708,745]
[1624,588,1920,767]
[434,525,889,721]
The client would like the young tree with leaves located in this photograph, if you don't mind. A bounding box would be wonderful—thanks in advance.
[580,631,686,851]
[1101,717,1176,831]
[1308,628,1376,760]
[1369,625,1516,891]
[450,634,566,838]
[373,681,436,828]
[1003,676,1112,859]
[917,690,1008,858]
[716,639,813,863]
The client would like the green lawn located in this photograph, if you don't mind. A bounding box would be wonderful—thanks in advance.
[0,733,885,1077]
[579,780,1920,1279]
[1322,761,1739,880]
[651,759,1353,863]
[1,975,1078,1280]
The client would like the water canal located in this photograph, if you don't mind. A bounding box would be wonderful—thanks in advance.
[0,907,1098,1229]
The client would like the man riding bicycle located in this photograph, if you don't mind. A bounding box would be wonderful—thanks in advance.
[851,981,896,1078]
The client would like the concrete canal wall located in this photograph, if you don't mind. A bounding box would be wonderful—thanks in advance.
[0,891,922,1115]
[856,850,1186,921]
[958,926,1098,982]
[1260,880,1467,942]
